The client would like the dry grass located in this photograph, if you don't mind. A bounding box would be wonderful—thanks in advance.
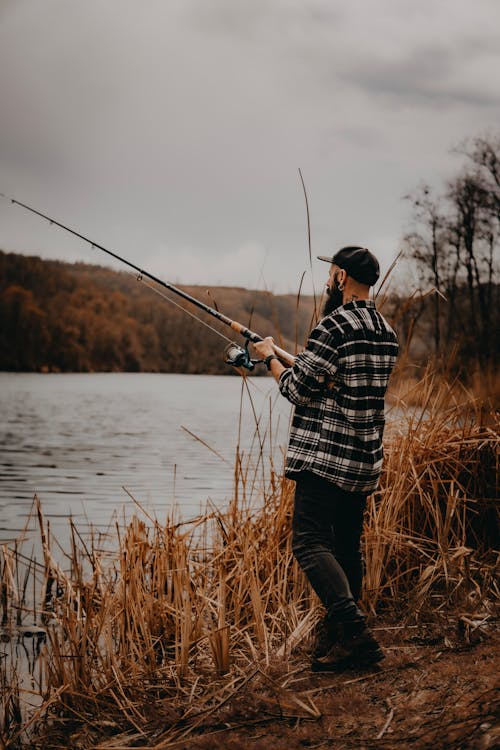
[0,374,498,749]
[368,371,499,617]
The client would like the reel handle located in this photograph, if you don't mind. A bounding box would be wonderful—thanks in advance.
[224,341,255,371]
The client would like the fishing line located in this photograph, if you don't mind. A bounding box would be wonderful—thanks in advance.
[126,270,233,344]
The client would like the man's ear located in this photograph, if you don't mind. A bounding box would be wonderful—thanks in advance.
[337,268,347,288]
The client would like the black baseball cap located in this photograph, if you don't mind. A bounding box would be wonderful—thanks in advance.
[317,246,380,286]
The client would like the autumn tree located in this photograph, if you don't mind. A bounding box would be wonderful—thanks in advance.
[0,251,314,373]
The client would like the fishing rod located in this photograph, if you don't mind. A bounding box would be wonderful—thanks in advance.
[0,193,295,370]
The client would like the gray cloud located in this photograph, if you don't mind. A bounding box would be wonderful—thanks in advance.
[0,0,499,293]
[343,44,500,109]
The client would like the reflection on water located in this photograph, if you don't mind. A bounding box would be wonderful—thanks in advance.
[0,373,290,544]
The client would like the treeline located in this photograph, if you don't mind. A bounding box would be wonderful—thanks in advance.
[0,251,315,373]
[1,244,496,375]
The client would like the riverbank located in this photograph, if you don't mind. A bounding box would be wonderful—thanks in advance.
[4,613,498,749]
[59,622,497,750]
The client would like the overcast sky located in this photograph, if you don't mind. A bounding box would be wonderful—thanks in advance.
[0,0,499,294]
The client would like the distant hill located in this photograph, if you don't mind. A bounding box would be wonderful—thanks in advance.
[0,250,318,374]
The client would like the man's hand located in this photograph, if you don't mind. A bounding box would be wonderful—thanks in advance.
[253,336,287,383]
[253,336,276,359]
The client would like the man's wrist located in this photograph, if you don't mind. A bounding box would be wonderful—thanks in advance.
[264,354,279,371]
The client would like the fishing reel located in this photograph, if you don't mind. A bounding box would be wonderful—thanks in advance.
[224,341,261,371]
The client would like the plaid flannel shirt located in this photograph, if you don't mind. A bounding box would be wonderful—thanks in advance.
[279,299,398,493]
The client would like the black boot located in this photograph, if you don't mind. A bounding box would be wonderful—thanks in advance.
[310,617,332,660]
[311,620,384,672]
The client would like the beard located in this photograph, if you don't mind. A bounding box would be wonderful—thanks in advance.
[322,280,344,316]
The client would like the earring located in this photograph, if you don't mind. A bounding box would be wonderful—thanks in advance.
[338,281,345,291]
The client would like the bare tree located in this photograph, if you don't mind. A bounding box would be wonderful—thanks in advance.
[404,133,500,367]
[404,184,448,355]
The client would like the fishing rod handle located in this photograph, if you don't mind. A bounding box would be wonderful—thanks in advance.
[271,345,295,366]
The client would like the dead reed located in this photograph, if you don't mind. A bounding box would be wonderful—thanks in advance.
[0,374,498,748]
[367,371,499,616]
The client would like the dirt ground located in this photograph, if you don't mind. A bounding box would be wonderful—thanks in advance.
[29,618,499,750]
[161,621,499,750]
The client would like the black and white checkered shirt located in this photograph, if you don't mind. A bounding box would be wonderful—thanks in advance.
[279,299,398,493]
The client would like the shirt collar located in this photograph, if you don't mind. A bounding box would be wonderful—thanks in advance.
[343,298,375,310]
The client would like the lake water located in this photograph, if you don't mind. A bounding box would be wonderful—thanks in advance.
[0,373,291,544]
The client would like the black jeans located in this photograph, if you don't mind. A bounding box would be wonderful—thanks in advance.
[292,471,367,624]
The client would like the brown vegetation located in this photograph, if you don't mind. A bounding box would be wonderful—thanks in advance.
[1,376,498,749]
[0,251,314,374]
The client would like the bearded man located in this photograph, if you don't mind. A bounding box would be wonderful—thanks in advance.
[254,246,398,671]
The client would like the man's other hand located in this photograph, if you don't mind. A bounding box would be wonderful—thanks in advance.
[253,336,275,359]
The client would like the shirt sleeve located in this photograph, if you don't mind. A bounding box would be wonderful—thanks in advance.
[278,322,339,406]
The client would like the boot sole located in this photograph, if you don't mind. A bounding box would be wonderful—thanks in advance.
[311,649,385,673]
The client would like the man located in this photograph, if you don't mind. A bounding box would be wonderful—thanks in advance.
[253,246,398,671]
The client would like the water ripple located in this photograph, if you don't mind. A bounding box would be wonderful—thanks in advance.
[0,373,290,544]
